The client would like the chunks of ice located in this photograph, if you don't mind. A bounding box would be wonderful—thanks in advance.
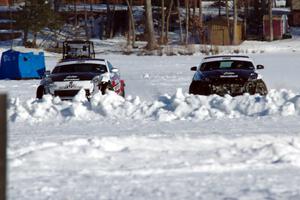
[8,89,300,123]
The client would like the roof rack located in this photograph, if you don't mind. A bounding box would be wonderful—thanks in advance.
[62,40,95,60]
[204,55,250,59]
[60,58,105,63]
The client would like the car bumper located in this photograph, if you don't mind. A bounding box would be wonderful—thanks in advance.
[53,89,91,100]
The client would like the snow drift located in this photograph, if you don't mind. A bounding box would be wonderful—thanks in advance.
[9,135,300,173]
[8,88,300,123]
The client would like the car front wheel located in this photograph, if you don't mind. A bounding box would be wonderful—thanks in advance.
[189,81,210,95]
[36,85,45,99]
[255,80,268,96]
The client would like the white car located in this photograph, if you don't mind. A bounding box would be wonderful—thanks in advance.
[36,58,125,100]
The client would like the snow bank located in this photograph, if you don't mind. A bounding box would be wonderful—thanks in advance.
[8,89,300,123]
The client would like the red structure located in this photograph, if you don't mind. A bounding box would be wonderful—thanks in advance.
[263,15,289,40]
[0,0,9,6]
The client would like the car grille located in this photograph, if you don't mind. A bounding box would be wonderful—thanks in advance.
[54,90,90,97]
[210,77,247,85]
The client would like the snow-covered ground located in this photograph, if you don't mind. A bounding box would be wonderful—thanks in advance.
[1,42,300,199]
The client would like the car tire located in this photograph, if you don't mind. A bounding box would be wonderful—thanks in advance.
[255,80,268,96]
[36,85,45,99]
[120,90,125,98]
[189,81,210,95]
[99,82,109,95]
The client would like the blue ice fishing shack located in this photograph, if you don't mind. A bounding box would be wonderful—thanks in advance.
[0,49,45,79]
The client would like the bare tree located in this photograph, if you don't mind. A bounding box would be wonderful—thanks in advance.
[176,0,183,43]
[269,0,273,41]
[84,0,89,39]
[105,0,116,39]
[185,0,189,44]
[144,0,157,50]
[218,0,221,16]
[199,0,202,27]
[126,0,136,47]
[244,0,249,40]
[166,0,174,43]
[160,0,165,44]
[53,0,61,12]
[74,0,78,28]
[193,0,196,18]
[198,0,204,44]
[233,0,238,45]
[226,0,230,40]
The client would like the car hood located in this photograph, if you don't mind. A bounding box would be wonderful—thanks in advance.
[49,73,100,82]
[201,70,257,80]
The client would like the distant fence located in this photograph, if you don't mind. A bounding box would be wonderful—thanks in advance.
[0,94,7,200]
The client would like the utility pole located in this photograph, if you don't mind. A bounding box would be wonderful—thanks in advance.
[0,94,7,200]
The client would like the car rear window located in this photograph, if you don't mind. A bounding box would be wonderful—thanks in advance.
[200,61,255,71]
[52,64,107,74]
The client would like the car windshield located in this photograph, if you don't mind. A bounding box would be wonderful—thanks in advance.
[52,64,107,74]
[200,60,255,71]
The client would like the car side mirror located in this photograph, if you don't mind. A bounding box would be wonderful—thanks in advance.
[44,70,51,77]
[111,68,119,73]
[191,66,197,71]
[256,65,264,70]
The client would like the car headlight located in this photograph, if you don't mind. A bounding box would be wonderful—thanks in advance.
[248,72,258,80]
[91,76,101,85]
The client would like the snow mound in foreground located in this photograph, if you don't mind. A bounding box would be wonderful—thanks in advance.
[8,89,300,122]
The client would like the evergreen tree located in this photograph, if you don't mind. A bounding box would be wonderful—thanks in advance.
[15,0,61,47]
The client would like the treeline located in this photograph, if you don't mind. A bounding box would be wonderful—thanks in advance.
[13,0,278,49]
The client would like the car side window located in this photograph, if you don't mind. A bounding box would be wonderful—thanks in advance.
[52,67,60,74]
[107,61,113,72]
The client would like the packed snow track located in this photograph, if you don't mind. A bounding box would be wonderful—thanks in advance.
[2,53,300,199]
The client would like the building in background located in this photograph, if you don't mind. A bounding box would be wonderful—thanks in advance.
[263,14,289,40]
[291,0,300,26]
[0,0,22,41]
[206,17,244,45]
[0,0,9,6]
